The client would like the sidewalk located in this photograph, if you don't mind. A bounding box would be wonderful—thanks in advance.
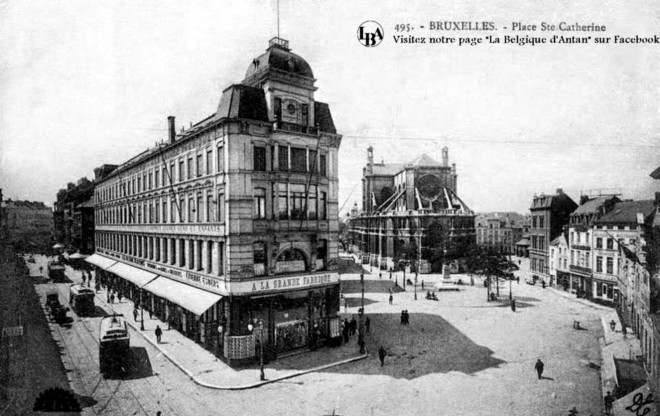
[69,265,367,390]
[598,310,643,398]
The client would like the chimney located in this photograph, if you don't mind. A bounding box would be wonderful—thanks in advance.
[168,116,176,143]
[580,195,589,205]
[556,188,563,195]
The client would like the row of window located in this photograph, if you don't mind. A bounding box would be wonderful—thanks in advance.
[531,215,545,229]
[97,146,225,204]
[531,235,546,250]
[97,144,330,204]
[96,232,225,276]
[97,183,329,225]
[253,145,327,175]
[96,191,225,225]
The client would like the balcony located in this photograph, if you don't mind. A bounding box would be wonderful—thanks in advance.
[274,121,318,135]
[570,264,592,274]
[571,244,591,251]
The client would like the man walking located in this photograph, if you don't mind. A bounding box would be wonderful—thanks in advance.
[604,391,614,415]
[155,325,163,344]
[365,316,371,333]
[378,346,386,367]
[133,307,139,322]
[389,293,393,305]
[535,358,544,379]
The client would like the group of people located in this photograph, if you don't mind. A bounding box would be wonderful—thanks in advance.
[400,310,410,325]
[341,317,357,343]
[425,291,438,301]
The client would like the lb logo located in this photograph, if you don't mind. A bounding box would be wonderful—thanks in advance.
[357,21,384,47]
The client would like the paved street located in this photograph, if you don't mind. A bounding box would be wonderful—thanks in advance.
[21,254,612,416]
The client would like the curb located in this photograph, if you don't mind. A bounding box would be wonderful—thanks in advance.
[93,287,369,390]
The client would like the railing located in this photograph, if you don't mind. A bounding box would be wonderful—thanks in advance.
[570,264,592,274]
[274,121,318,135]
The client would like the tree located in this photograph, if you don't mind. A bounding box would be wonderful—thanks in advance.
[464,244,511,301]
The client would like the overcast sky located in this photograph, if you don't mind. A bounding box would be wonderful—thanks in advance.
[2,0,659,214]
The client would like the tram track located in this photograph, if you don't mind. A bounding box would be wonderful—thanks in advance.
[41,283,167,415]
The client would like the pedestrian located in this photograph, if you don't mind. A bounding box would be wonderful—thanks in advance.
[39,265,43,274]
[149,309,153,319]
[604,391,614,415]
[342,322,350,343]
[389,270,392,279]
[379,272,382,279]
[421,280,424,290]
[535,358,544,379]
[117,291,123,303]
[95,281,100,293]
[378,346,386,367]
[404,310,409,325]
[350,317,357,335]
[133,308,139,322]
[109,293,115,304]
[82,274,86,285]
[365,316,371,333]
[517,276,520,284]
[344,298,348,313]
[511,299,516,312]
[400,310,405,325]
[155,325,163,343]
[389,293,393,305]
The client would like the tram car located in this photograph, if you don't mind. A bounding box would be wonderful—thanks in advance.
[47,261,66,281]
[68,284,95,316]
[99,314,130,374]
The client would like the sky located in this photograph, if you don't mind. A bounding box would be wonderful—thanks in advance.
[1,0,660,215]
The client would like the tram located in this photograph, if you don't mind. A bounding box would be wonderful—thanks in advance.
[99,314,130,374]
[47,261,66,281]
[68,284,95,316]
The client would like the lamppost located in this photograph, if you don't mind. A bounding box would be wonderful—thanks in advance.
[248,320,265,381]
[358,273,365,354]
[140,289,145,331]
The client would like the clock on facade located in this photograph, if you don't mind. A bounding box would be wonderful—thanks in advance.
[287,103,296,115]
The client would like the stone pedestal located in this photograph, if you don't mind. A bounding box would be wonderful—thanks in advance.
[436,264,459,291]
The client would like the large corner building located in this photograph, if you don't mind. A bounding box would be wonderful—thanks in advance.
[87,38,343,364]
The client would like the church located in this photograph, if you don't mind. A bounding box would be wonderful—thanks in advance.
[347,146,475,273]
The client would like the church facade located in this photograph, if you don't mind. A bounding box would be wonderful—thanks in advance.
[347,146,475,273]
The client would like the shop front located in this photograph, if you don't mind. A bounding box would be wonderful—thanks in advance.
[223,272,341,363]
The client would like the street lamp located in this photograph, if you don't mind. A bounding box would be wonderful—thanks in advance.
[140,289,145,331]
[248,320,265,381]
[358,273,365,354]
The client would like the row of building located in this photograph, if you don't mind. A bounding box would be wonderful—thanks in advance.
[526,184,659,405]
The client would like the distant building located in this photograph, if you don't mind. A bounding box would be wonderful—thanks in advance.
[475,212,526,255]
[3,199,52,251]
[347,146,475,273]
[567,195,620,299]
[549,233,569,288]
[529,189,577,284]
[53,174,107,254]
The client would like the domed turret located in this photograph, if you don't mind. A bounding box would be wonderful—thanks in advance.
[243,38,314,86]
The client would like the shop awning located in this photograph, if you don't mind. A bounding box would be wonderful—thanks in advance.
[143,277,222,316]
[106,262,158,288]
[85,253,117,270]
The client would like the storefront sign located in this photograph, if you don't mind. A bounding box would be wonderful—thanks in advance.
[97,224,225,235]
[144,261,221,290]
[276,260,305,274]
[227,272,339,294]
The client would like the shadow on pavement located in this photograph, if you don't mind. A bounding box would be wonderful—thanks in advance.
[75,393,98,409]
[342,279,395,294]
[104,347,153,380]
[325,312,506,379]
[343,297,378,309]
